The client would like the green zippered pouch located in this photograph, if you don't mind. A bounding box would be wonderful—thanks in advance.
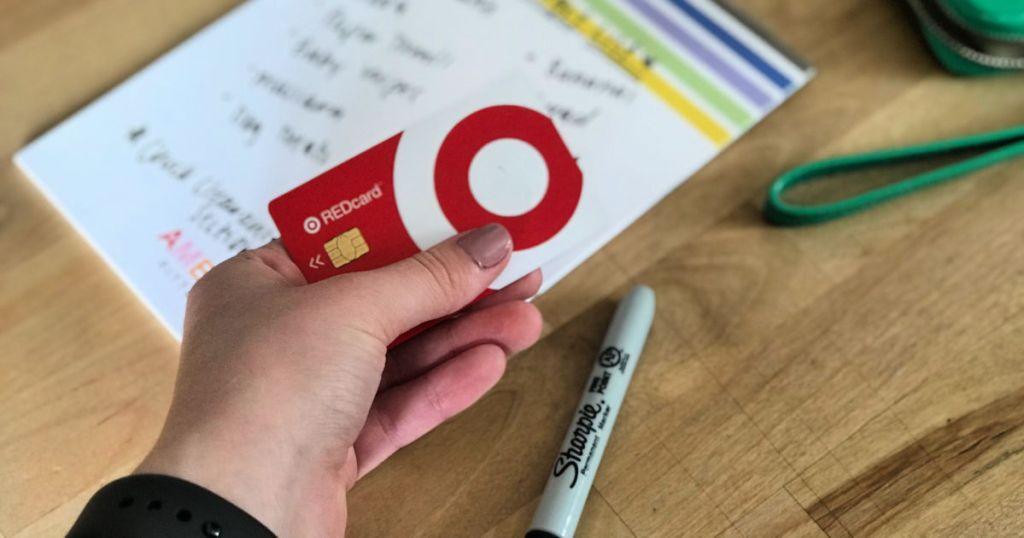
[907,0,1024,75]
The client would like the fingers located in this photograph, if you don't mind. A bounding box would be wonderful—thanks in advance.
[464,269,542,312]
[354,343,507,477]
[330,224,513,343]
[222,239,306,286]
[190,240,304,308]
[382,300,542,391]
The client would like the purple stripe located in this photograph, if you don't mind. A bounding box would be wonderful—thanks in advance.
[625,0,771,109]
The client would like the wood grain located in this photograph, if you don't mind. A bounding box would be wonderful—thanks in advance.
[2,0,1024,536]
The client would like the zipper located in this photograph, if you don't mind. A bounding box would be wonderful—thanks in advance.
[908,0,1024,69]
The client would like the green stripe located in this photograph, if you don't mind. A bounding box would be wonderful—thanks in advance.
[583,0,753,128]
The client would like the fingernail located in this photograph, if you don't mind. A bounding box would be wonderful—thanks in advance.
[457,224,512,269]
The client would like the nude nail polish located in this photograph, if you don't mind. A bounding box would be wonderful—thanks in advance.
[456,223,512,269]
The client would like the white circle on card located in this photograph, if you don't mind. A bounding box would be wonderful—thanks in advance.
[468,138,549,217]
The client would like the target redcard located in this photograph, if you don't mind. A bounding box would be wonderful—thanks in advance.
[268,79,605,291]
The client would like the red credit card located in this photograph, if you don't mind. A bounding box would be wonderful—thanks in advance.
[269,131,420,282]
[268,79,603,341]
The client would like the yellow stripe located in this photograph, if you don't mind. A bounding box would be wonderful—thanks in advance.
[540,0,731,146]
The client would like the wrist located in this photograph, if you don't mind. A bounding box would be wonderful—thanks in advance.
[137,426,351,536]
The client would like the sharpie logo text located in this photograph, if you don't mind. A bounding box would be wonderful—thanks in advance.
[552,400,606,488]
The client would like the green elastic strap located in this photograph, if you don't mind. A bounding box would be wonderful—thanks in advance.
[764,124,1024,226]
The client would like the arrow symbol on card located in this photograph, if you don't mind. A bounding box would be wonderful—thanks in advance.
[309,254,325,269]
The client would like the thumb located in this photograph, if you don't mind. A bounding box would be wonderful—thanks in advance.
[338,223,513,342]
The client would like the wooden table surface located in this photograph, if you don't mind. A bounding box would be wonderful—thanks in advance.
[3,1,1024,536]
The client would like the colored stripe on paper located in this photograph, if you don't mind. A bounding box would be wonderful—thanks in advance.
[664,0,793,90]
[540,0,731,145]
[624,0,771,109]
[584,0,753,129]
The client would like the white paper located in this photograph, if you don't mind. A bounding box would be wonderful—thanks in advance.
[15,0,811,338]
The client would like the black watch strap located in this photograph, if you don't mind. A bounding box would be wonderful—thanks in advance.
[67,474,275,537]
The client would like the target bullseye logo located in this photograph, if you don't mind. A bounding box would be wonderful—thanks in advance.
[392,104,583,254]
[303,216,321,234]
[435,105,581,250]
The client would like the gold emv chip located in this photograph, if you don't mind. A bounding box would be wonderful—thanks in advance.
[324,227,369,268]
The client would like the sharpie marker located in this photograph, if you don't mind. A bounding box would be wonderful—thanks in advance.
[526,285,656,538]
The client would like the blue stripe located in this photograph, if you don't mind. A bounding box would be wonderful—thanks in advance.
[665,0,792,90]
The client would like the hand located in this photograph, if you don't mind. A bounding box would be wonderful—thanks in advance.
[136,224,543,536]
